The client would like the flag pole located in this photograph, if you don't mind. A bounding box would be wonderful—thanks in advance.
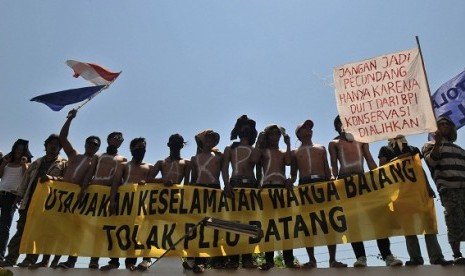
[74,71,122,111]
[415,36,438,135]
[416,36,437,121]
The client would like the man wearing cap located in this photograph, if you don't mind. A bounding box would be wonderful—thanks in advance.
[190,129,224,273]
[379,135,452,266]
[422,116,465,265]
[329,115,402,267]
[290,120,347,268]
[54,109,101,269]
[256,124,300,270]
[222,115,260,269]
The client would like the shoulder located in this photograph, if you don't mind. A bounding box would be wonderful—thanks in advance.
[313,143,326,150]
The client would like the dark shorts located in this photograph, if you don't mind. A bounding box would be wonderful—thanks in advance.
[440,188,465,242]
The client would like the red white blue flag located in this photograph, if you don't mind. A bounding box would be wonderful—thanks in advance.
[66,60,121,86]
[31,60,121,111]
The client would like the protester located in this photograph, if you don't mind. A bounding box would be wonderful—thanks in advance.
[0,139,32,261]
[55,109,101,269]
[109,137,153,271]
[79,131,127,270]
[422,117,465,265]
[256,124,300,270]
[0,134,66,268]
[379,134,453,266]
[290,120,347,268]
[190,129,223,273]
[221,115,260,269]
[329,115,402,267]
[151,134,192,270]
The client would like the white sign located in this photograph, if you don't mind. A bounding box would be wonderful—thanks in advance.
[333,48,437,143]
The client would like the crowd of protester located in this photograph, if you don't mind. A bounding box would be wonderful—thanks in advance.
[0,111,463,273]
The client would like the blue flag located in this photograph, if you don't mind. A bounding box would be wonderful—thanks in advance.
[431,69,465,130]
[30,85,105,111]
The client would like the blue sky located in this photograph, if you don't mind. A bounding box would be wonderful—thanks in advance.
[1,0,464,268]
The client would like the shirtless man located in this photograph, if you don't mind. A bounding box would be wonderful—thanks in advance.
[152,134,190,185]
[222,115,260,269]
[328,115,402,267]
[78,131,126,270]
[189,129,223,273]
[109,137,153,271]
[257,124,299,270]
[53,109,101,269]
[290,120,347,268]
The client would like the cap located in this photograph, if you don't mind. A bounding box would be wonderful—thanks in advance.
[295,120,314,138]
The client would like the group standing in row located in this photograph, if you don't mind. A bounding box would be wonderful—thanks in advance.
[0,111,463,272]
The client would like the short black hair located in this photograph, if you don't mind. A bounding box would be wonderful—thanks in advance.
[168,134,186,149]
[107,132,123,142]
[130,137,146,149]
[86,136,101,146]
[44,134,61,149]
[334,115,341,131]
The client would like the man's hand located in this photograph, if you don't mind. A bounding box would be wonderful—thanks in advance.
[283,134,291,147]
[67,109,77,119]
[224,183,234,199]
[163,180,174,187]
[284,178,294,190]
[433,130,443,143]
[40,175,53,183]
[109,202,117,215]
[77,188,86,203]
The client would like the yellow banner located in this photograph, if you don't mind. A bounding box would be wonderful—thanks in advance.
[21,155,437,257]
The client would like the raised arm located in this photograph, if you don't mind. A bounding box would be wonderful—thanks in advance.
[59,109,78,159]
[283,134,292,165]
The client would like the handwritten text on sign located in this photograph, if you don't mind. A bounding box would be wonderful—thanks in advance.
[333,48,436,143]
